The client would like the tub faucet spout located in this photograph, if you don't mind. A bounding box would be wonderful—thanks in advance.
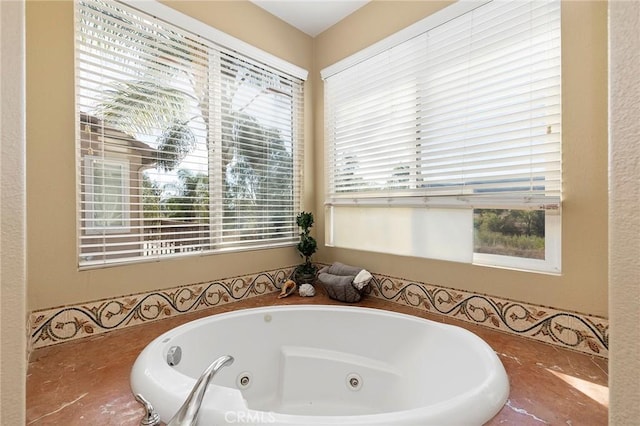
[167,354,234,426]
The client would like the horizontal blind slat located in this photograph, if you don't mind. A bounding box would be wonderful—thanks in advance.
[324,0,561,203]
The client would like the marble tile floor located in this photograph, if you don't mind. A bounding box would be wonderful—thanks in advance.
[26,287,608,425]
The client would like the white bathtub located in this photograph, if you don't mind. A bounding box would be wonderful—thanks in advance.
[130,305,509,425]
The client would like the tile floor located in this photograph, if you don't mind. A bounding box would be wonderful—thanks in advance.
[26,287,608,425]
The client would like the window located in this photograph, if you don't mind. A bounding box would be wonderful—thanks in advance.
[322,0,561,273]
[474,209,546,260]
[84,157,130,231]
[76,0,306,267]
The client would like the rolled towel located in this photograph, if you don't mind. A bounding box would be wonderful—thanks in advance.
[318,272,355,287]
[353,269,372,290]
[318,272,361,303]
[326,262,363,277]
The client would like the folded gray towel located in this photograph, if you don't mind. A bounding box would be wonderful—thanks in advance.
[318,272,362,303]
[318,272,355,287]
[325,262,363,277]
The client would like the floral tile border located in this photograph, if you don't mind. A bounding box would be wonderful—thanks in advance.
[366,273,609,358]
[29,265,609,358]
[28,267,292,350]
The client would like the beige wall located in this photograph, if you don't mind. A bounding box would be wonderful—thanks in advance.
[26,0,608,318]
[609,0,640,422]
[25,1,313,310]
[313,1,609,317]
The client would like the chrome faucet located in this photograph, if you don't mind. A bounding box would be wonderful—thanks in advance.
[136,354,234,426]
[135,393,160,426]
[167,355,234,426]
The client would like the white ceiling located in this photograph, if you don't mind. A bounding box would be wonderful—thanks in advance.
[250,1,370,37]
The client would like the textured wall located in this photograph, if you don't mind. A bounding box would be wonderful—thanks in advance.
[0,0,27,423]
[609,0,640,422]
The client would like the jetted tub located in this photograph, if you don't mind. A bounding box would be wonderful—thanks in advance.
[130,305,509,425]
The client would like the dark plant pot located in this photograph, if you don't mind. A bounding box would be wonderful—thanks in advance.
[295,271,316,285]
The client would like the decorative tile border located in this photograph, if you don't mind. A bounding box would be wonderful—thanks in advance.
[29,265,609,359]
[366,273,609,358]
[29,267,291,350]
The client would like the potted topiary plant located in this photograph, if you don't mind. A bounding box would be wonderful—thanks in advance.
[295,211,318,285]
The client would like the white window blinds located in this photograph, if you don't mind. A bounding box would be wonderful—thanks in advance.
[323,0,561,209]
[76,0,305,267]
